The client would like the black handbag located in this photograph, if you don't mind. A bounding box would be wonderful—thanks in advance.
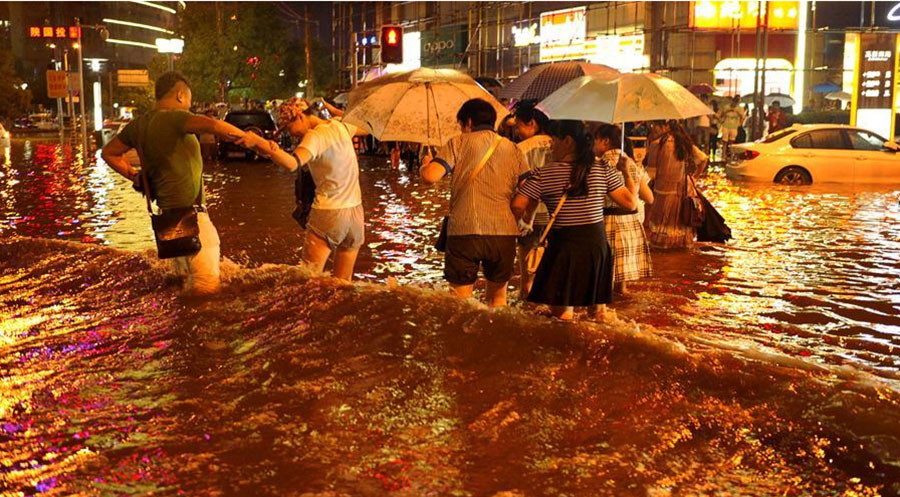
[681,174,705,228]
[434,216,449,251]
[142,169,202,259]
[292,167,316,229]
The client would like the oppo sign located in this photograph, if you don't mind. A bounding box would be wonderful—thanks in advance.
[423,39,455,54]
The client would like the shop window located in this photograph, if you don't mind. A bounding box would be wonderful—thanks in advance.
[791,129,848,149]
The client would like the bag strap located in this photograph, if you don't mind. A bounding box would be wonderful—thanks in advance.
[536,191,568,246]
[465,133,502,185]
[141,167,153,214]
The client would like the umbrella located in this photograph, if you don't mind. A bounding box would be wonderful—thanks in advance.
[812,81,841,94]
[537,72,713,123]
[741,93,795,107]
[825,91,851,102]
[499,61,619,102]
[342,68,508,147]
[333,92,349,105]
[688,83,716,95]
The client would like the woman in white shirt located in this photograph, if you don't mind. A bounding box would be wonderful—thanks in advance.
[239,98,369,281]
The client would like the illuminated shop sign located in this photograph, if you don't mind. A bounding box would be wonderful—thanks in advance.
[851,33,899,139]
[540,6,588,62]
[691,1,799,30]
[29,26,81,39]
[586,33,647,73]
[512,22,539,47]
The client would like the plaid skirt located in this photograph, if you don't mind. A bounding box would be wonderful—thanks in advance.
[605,212,653,283]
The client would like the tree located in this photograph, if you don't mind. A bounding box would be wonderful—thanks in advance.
[177,3,310,103]
[0,48,33,121]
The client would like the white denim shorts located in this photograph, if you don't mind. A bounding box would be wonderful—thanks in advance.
[306,205,365,250]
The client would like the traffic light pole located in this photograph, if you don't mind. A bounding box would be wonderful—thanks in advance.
[75,18,88,154]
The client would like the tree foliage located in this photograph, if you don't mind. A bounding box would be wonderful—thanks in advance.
[0,48,33,121]
[176,3,333,103]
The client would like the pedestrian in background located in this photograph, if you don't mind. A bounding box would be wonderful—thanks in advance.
[420,98,530,307]
[766,100,788,134]
[101,71,252,295]
[692,94,712,154]
[709,100,720,162]
[593,124,653,294]
[646,120,708,249]
[718,95,745,160]
[512,102,553,298]
[512,120,636,321]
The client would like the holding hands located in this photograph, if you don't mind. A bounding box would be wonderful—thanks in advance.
[236,131,277,158]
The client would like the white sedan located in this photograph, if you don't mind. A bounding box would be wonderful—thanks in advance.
[726,124,900,185]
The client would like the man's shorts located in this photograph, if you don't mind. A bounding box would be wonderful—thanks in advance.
[307,205,365,250]
[444,235,517,285]
[720,127,738,142]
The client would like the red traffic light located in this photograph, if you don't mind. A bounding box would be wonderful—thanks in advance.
[381,25,403,64]
[384,28,399,46]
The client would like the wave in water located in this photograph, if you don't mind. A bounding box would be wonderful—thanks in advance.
[1,236,899,496]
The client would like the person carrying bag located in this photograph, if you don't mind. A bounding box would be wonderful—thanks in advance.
[140,168,203,259]
[524,192,567,274]
[434,134,502,252]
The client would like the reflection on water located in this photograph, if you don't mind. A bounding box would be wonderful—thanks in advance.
[2,137,900,496]
[2,137,898,381]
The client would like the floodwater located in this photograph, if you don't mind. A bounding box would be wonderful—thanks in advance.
[1,137,899,496]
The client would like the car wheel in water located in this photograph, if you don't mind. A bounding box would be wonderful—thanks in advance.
[774,166,812,186]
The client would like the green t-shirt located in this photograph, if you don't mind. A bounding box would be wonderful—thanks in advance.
[118,109,204,209]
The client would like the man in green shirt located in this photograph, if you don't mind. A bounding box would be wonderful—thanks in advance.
[101,71,251,295]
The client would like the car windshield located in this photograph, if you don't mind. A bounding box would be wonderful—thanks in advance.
[225,113,275,129]
[761,128,797,143]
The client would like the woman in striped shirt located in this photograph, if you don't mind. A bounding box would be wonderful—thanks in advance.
[511,120,636,321]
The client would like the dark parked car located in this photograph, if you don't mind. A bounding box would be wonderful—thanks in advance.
[218,110,278,161]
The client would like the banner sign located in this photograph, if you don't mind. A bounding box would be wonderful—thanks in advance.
[117,69,151,88]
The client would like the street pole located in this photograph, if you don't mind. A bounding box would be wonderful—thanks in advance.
[76,18,88,153]
[305,5,313,98]
[55,52,64,144]
[63,49,74,134]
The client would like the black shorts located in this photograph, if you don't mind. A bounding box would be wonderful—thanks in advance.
[444,235,517,285]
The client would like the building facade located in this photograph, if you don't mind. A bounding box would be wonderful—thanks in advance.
[333,1,900,112]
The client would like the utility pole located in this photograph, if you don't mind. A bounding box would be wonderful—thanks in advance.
[75,18,88,153]
[305,4,313,98]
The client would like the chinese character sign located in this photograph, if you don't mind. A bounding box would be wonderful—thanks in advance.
[46,70,68,99]
[853,33,899,139]
[857,34,897,110]
[28,26,81,39]
[539,6,588,62]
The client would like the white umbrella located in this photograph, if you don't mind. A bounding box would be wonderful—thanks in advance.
[537,72,713,123]
[825,91,851,102]
[343,68,508,146]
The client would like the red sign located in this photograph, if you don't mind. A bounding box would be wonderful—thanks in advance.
[29,26,81,39]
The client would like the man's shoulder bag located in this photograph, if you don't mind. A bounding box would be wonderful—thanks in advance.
[142,168,202,259]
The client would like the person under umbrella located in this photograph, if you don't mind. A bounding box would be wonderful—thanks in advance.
[512,120,636,321]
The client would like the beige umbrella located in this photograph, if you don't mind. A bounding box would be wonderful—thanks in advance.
[537,72,713,123]
[343,68,508,146]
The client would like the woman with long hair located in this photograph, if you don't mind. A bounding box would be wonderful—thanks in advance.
[511,120,636,320]
[593,124,654,294]
[645,120,708,249]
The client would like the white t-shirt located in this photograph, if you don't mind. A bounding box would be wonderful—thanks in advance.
[297,120,362,210]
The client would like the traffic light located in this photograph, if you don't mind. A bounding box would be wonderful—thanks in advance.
[381,25,403,64]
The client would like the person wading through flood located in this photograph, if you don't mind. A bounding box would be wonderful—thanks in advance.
[593,124,653,295]
[512,102,553,299]
[512,120,636,321]
[238,98,369,281]
[419,98,530,307]
[101,71,254,295]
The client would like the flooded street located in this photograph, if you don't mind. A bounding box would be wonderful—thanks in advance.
[2,137,900,496]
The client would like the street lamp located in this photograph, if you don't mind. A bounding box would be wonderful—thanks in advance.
[156,38,183,71]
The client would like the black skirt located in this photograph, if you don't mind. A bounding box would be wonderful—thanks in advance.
[527,222,614,307]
